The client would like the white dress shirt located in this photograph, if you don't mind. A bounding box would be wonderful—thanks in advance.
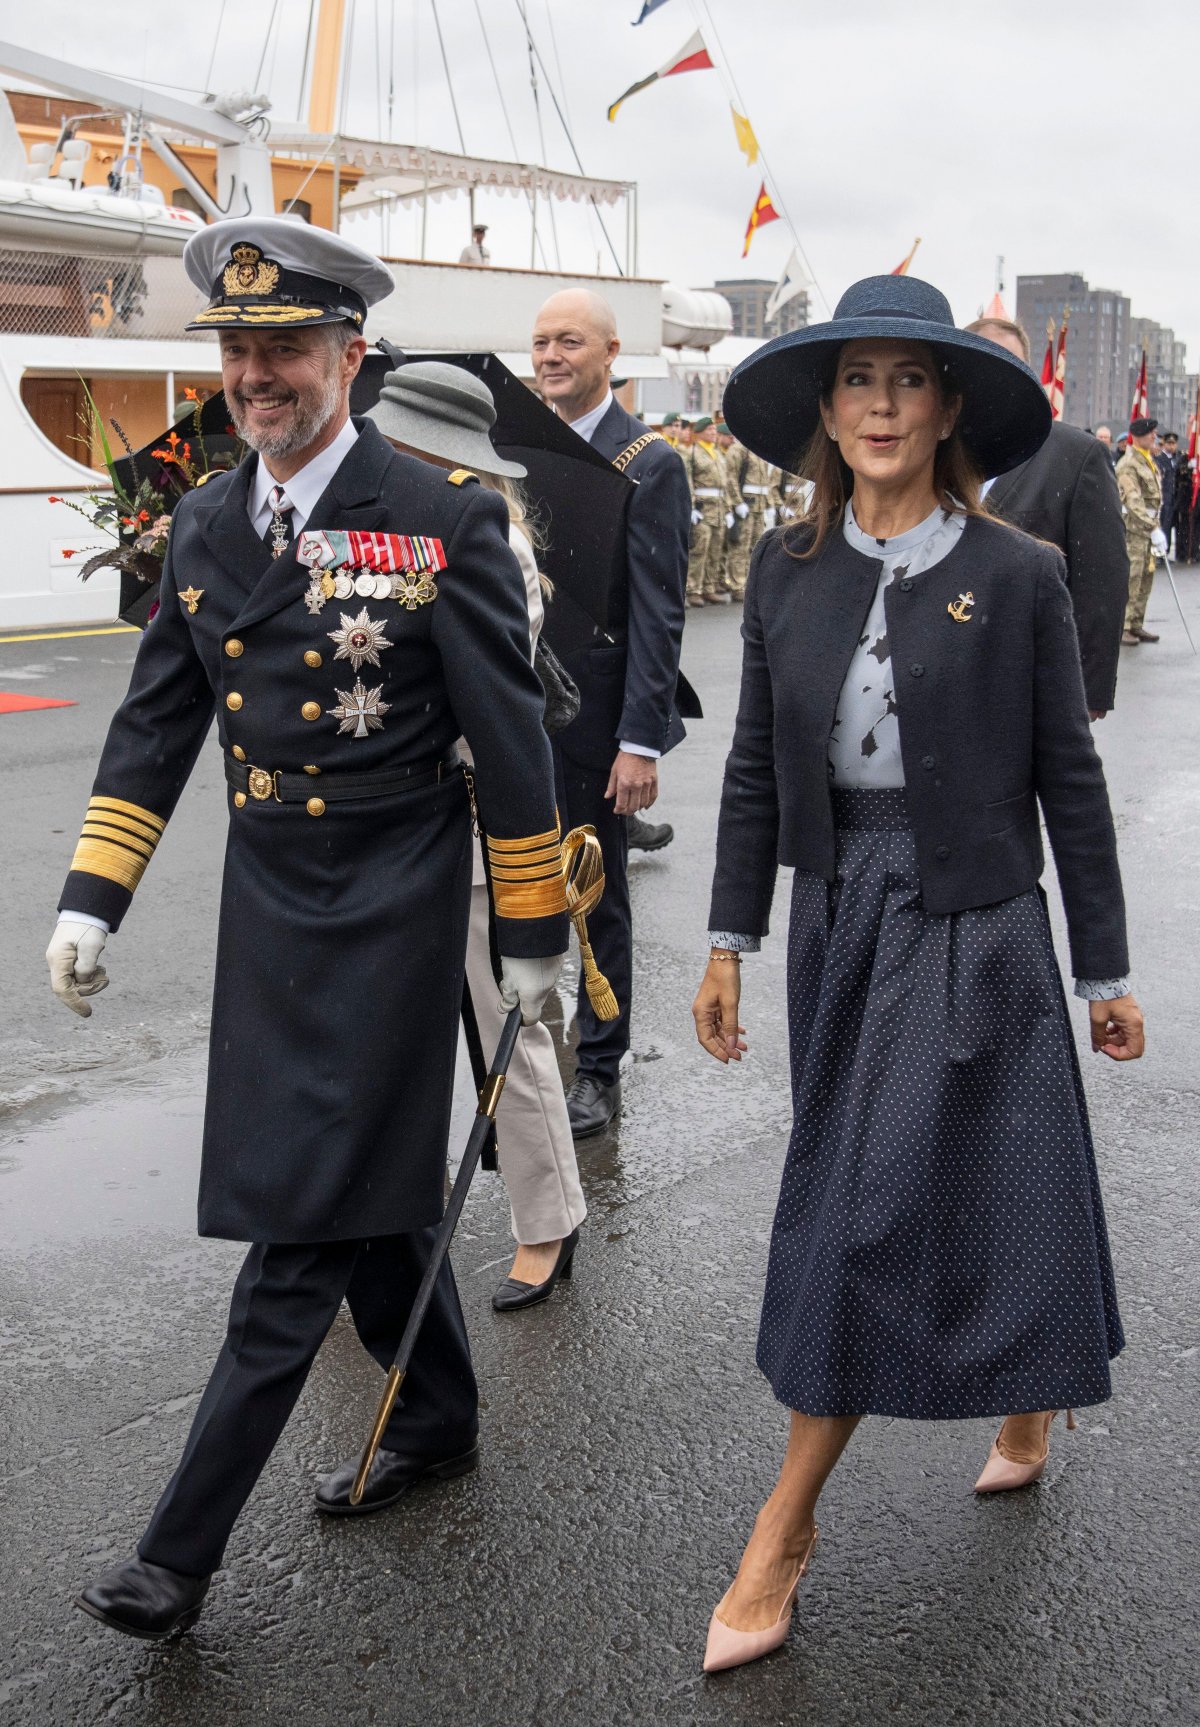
[247,417,360,538]
[558,388,657,760]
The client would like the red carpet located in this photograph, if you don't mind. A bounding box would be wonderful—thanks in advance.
[0,693,77,713]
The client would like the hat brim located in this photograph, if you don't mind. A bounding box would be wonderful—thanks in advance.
[365,400,527,480]
[185,302,361,331]
[723,319,1052,480]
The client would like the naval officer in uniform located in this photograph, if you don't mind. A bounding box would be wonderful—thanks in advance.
[46,217,570,1640]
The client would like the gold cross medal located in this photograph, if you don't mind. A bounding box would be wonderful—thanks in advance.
[947,591,975,623]
[179,586,204,615]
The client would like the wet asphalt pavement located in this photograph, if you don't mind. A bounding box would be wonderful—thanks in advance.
[1,578,1198,1727]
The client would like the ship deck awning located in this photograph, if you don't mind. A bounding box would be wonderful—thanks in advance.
[264,132,631,216]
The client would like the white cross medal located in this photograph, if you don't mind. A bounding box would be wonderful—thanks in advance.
[328,679,391,739]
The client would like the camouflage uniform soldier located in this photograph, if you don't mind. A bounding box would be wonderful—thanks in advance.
[685,415,730,606]
[1117,416,1166,644]
[725,443,778,598]
[660,409,679,448]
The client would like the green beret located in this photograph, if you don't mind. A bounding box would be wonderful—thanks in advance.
[692,415,714,433]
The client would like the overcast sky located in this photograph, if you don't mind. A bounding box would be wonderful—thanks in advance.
[5,0,1197,360]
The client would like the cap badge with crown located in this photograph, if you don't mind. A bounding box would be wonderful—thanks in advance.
[223,244,281,297]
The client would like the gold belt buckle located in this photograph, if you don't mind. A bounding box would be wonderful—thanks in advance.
[247,765,281,802]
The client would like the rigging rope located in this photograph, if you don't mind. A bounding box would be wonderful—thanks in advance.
[689,0,829,313]
[511,0,625,276]
[297,0,317,127]
[471,0,550,270]
[430,0,467,154]
[253,0,282,95]
[204,0,228,95]
[516,0,561,269]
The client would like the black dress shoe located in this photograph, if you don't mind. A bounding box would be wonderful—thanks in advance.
[626,812,674,852]
[75,1557,210,1641]
[492,1227,580,1312]
[565,1074,621,1138]
[314,1439,478,1516]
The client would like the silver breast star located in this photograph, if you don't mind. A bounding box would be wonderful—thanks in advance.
[328,679,391,739]
[328,607,392,671]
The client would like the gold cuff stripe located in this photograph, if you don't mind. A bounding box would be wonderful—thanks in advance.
[82,818,160,853]
[80,822,157,861]
[69,837,153,894]
[486,822,561,854]
[89,797,165,834]
[486,841,562,871]
[488,861,565,882]
[491,877,569,920]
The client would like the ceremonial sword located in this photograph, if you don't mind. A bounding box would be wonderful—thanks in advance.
[1158,550,1198,655]
[349,1002,522,1506]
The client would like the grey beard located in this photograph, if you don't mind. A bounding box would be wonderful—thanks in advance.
[230,366,345,460]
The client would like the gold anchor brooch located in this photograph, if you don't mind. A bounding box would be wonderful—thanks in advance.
[947,591,975,623]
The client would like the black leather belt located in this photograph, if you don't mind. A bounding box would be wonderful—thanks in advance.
[225,751,462,805]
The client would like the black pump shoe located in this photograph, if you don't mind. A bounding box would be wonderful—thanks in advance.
[492,1228,579,1312]
[75,1557,210,1640]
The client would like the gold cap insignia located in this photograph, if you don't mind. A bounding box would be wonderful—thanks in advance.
[222,243,281,298]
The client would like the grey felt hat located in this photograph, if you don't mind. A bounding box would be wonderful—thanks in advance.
[366,361,527,479]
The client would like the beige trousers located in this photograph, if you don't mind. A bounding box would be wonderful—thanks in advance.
[465,881,586,1245]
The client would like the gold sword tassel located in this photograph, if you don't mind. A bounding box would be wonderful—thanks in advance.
[560,826,619,1022]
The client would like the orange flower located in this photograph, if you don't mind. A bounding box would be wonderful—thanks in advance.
[182,443,192,460]
[166,431,181,448]
[184,387,200,402]
[47,494,63,503]
[137,509,150,522]
[61,549,76,558]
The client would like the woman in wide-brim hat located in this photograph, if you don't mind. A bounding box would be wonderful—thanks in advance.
[692,275,1144,1673]
[368,362,586,1312]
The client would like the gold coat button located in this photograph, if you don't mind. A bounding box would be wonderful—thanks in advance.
[233,791,247,808]
[231,744,247,762]
[306,797,326,817]
[301,701,321,721]
[303,764,321,775]
[304,650,323,668]
[226,692,243,711]
[225,639,244,658]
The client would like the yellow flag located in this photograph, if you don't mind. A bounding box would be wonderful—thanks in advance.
[731,106,759,166]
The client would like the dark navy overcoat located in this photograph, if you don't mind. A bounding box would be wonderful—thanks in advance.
[59,420,568,1242]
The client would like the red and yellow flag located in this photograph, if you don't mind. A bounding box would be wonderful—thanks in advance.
[891,237,921,276]
[1130,348,1148,425]
[742,182,780,257]
[1048,313,1068,421]
[1039,322,1055,396]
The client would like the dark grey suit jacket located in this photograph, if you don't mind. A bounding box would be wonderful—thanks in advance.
[709,515,1129,980]
[986,423,1127,713]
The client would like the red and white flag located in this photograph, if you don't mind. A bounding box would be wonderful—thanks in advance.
[1130,349,1148,424]
[1048,317,1068,421]
[607,29,713,121]
[1039,324,1055,396]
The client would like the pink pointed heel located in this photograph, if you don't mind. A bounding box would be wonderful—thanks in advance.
[703,1526,819,1674]
[974,1408,1077,1493]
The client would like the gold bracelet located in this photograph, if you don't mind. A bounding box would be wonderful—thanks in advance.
[708,951,742,963]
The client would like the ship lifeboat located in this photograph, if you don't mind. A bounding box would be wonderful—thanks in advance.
[0,178,205,256]
[661,284,733,352]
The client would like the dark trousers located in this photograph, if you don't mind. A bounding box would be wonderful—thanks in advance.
[554,745,631,1086]
[138,1231,477,1578]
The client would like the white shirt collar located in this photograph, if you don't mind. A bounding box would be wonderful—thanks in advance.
[560,389,614,446]
[248,417,360,535]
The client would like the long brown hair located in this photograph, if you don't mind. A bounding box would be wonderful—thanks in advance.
[784,353,996,561]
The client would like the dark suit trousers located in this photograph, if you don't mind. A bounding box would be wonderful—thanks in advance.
[554,745,631,1086]
[138,1231,477,1578]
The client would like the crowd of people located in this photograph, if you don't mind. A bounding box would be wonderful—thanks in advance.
[43,217,1147,1678]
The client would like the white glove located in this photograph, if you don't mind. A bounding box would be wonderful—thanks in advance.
[690,508,702,526]
[499,953,566,1025]
[1150,526,1168,555]
[764,507,778,530]
[47,918,109,1017]
[724,511,736,530]
[734,502,750,519]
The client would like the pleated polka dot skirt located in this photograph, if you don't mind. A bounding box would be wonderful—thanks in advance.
[757,788,1124,1421]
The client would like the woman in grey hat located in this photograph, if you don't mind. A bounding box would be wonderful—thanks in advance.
[691,276,1144,1672]
[368,363,585,1311]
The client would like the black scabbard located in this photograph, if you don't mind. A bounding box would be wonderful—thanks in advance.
[460,979,499,1173]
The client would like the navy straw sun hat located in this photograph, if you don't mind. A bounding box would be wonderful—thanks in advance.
[722,274,1052,480]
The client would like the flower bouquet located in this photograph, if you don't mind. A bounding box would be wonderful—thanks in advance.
[51,384,243,627]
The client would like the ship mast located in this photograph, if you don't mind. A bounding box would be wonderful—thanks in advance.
[307,0,348,135]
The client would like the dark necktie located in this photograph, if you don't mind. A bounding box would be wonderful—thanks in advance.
[264,485,295,558]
